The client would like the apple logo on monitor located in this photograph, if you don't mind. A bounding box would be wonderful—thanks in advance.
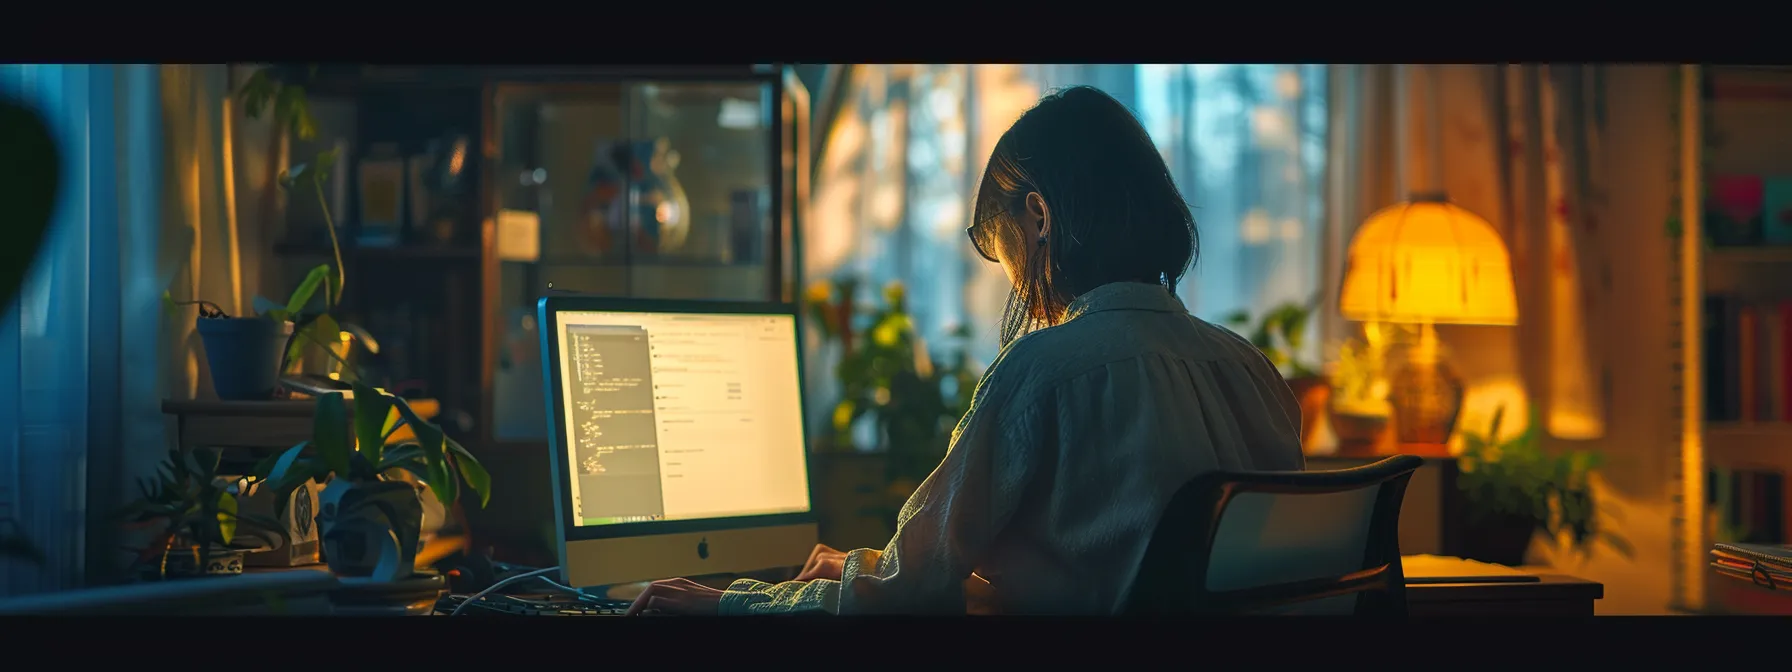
[697,537,709,560]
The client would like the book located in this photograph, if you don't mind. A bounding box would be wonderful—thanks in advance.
[1708,175,1766,246]
[1764,176,1792,245]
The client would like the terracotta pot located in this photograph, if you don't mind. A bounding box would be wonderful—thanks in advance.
[1284,376,1331,453]
[1328,403,1392,457]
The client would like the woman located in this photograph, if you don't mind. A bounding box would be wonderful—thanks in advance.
[627,85,1304,616]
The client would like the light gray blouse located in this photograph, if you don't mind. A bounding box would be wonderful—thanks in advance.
[719,281,1306,615]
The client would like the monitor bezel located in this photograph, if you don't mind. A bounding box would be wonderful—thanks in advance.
[537,296,818,543]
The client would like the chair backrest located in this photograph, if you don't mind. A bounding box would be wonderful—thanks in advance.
[1125,454,1423,616]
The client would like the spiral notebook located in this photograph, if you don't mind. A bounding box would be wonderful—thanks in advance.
[1711,543,1792,591]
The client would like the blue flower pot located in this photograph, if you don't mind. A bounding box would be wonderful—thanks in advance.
[196,317,293,400]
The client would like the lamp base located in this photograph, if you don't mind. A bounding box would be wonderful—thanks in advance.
[1387,325,1463,446]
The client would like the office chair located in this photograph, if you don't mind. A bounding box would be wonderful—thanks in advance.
[1125,454,1423,616]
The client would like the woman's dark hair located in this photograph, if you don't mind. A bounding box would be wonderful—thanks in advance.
[972,85,1197,345]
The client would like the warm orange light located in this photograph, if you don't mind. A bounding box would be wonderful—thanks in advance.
[1339,194,1518,326]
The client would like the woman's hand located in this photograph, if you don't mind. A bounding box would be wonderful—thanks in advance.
[794,543,847,582]
[625,577,725,616]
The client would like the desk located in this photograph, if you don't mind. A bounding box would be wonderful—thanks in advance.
[1407,574,1604,616]
[1402,555,1604,616]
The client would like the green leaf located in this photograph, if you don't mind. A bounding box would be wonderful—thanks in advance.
[1221,309,1251,327]
[285,264,331,315]
[237,69,277,120]
[248,450,284,481]
[446,437,492,508]
[380,406,404,441]
[311,147,339,180]
[351,382,393,466]
[276,84,317,141]
[376,444,425,471]
[391,397,456,508]
[162,291,179,319]
[1281,305,1310,350]
[311,393,353,478]
[215,490,238,545]
[268,458,322,519]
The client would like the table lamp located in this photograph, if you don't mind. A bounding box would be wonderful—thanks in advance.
[1338,192,1517,449]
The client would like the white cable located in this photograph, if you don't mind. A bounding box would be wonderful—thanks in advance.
[449,566,561,616]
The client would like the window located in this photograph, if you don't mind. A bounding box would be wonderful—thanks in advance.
[805,64,1329,428]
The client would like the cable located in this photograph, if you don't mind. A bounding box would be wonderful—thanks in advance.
[449,566,561,617]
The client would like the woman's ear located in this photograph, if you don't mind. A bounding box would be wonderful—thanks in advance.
[1025,192,1051,239]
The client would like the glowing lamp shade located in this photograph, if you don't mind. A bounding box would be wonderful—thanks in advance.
[1339,195,1518,326]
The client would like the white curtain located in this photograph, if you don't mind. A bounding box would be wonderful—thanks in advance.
[0,65,163,594]
[1326,65,1610,445]
[805,64,1329,433]
[0,64,263,595]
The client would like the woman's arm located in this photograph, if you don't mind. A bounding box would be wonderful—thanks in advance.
[719,398,1040,615]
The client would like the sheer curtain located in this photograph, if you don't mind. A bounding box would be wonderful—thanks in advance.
[0,65,164,595]
[805,64,1329,432]
[0,64,253,596]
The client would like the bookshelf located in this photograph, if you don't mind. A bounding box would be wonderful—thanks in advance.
[1676,65,1792,614]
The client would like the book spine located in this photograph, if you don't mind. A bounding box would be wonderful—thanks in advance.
[1742,304,1759,422]
[1782,301,1792,422]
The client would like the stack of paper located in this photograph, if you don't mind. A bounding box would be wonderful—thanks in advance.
[1402,554,1540,584]
[1710,543,1792,591]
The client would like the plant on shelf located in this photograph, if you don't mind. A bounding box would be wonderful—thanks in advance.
[1325,321,1416,455]
[255,382,490,580]
[237,64,358,383]
[119,446,275,579]
[164,260,357,400]
[805,278,978,528]
[1223,299,1327,450]
[1455,405,1634,566]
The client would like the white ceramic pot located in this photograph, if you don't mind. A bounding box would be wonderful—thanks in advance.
[316,478,424,581]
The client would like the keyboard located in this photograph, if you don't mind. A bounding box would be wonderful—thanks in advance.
[435,593,633,616]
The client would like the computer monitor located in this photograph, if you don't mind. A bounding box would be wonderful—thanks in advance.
[538,297,818,588]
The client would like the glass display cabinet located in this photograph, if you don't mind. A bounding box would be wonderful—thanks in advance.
[484,71,798,441]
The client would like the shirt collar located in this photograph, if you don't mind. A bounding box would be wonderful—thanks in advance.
[1064,281,1186,322]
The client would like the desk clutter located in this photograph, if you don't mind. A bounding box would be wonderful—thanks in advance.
[1711,543,1792,591]
[1708,543,1792,615]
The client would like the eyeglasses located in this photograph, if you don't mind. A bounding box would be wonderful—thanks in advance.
[966,210,1002,264]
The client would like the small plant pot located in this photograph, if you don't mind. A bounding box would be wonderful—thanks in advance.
[160,543,246,579]
[196,317,293,400]
[1328,405,1392,457]
[1284,375,1331,453]
[317,478,424,581]
[1460,512,1540,566]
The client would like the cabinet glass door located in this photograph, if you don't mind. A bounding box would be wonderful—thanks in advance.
[489,79,778,441]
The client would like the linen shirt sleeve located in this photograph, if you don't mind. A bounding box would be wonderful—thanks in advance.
[719,380,1040,615]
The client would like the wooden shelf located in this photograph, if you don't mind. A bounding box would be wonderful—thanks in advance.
[1705,423,1792,471]
[274,242,481,261]
[1707,247,1792,265]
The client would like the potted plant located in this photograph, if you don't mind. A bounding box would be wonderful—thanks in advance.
[1325,321,1414,456]
[238,64,358,381]
[257,383,490,580]
[1223,300,1327,451]
[118,447,272,579]
[805,278,978,533]
[165,261,347,400]
[1455,405,1634,566]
